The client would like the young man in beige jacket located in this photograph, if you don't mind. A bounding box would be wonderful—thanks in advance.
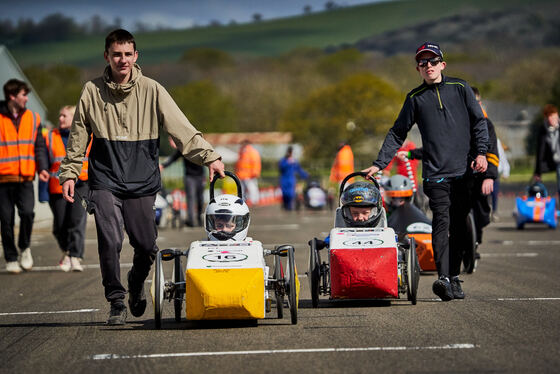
[59,29,225,325]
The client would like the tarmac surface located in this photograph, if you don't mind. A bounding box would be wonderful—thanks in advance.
[1,195,559,373]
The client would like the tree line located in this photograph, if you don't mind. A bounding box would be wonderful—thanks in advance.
[0,13,122,46]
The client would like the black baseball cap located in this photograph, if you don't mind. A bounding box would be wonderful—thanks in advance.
[415,42,443,60]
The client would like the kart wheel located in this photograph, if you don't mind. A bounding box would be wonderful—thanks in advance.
[287,246,298,325]
[154,251,164,329]
[173,255,184,323]
[308,239,320,308]
[274,255,283,319]
[406,238,419,305]
[463,211,477,274]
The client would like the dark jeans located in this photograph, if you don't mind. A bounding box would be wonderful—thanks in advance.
[0,182,34,262]
[184,175,205,226]
[423,178,472,278]
[89,189,158,305]
[491,178,500,212]
[48,183,89,258]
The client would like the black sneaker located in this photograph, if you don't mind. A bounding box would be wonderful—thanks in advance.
[451,277,465,299]
[107,303,127,325]
[128,270,147,317]
[432,276,454,301]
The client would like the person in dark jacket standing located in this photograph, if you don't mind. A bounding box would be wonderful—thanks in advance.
[469,87,499,248]
[0,79,49,273]
[534,104,560,199]
[363,42,488,301]
[160,136,206,227]
[278,146,308,210]
[59,29,225,325]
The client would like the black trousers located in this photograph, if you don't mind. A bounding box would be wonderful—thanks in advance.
[48,183,89,258]
[89,189,158,304]
[184,175,205,226]
[0,182,34,262]
[423,178,472,278]
[469,176,491,244]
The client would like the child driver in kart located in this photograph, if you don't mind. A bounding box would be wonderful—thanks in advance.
[205,194,251,241]
[316,180,385,249]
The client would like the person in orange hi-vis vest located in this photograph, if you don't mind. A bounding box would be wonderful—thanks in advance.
[235,139,261,205]
[329,142,354,184]
[45,105,92,272]
[0,79,49,274]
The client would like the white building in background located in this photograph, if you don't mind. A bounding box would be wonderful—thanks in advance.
[0,45,49,125]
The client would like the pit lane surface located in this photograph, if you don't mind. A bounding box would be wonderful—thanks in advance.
[1,196,559,373]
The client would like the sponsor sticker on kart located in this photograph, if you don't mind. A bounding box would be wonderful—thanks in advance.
[187,240,265,269]
[329,227,397,249]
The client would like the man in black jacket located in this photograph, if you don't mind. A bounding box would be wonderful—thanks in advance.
[160,136,206,227]
[469,87,499,248]
[363,42,488,301]
[534,104,560,199]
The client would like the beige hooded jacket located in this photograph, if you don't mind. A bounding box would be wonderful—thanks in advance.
[59,64,221,196]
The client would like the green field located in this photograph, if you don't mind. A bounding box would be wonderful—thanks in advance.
[10,0,555,67]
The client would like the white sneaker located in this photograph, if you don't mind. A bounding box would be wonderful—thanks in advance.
[59,255,71,272]
[6,261,22,274]
[20,248,33,270]
[70,257,83,272]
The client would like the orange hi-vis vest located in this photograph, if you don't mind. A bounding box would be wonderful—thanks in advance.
[235,145,261,180]
[330,145,354,183]
[45,129,91,194]
[0,110,40,177]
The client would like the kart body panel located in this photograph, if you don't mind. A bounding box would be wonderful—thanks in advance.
[515,196,558,229]
[328,228,399,299]
[185,240,266,320]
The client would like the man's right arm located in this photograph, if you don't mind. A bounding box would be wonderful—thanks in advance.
[364,97,415,177]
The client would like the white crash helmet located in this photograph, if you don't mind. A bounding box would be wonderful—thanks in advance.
[205,194,250,241]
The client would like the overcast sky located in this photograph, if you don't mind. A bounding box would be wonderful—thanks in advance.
[1,0,384,30]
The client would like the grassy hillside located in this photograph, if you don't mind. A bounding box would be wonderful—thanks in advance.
[10,0,557,67]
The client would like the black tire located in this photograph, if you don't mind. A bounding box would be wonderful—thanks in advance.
[406,238,419,305]
[308,239,320,308]
[173,255,183,323]
[154,251,163,329]
[287,246,298,325]
[463,211,477,274]
[274,255,283,319]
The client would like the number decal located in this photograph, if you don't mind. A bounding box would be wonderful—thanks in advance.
[202,253,249,262]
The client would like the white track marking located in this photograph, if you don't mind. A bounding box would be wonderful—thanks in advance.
[91,343,476,360]
[0,308,99,316]
[0,263,133,273]
[480,253,538,258]
[497,297,560,301]
[497,240,560,246]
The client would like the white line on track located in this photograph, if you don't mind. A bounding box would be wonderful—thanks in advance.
[0,308,99,316]
[499,240,560,246]
[0,263,133,273]
[497,297,560,301]
[480,253,538,257]
[91,343,477,360]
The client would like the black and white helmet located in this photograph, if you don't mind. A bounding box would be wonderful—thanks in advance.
[340,181,383,227]
[205,194,250,241]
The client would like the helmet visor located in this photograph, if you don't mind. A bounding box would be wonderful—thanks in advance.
[206,213,249,236]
